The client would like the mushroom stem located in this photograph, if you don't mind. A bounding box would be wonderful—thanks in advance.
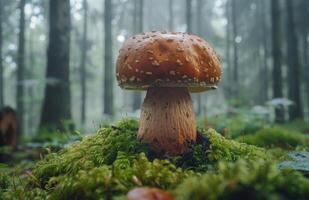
[138,87,196,155]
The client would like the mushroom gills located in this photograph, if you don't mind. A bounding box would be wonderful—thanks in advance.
[138,87,196,155]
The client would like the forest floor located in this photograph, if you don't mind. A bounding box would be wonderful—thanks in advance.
[0,110,309,199]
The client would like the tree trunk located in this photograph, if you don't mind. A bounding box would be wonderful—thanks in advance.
[132,0,143,111]
[80,0,88,124]
[271,0,284,123]
[285,0,303,120]
[186,0,192,33]
[0,0,3,108]
[17,0,26,134]
[27,21,35,135]
[262,0,269,102]
[231,0,238,96]
[103,0,114,116]
[225,0,232,97]
[259,0,269,102]
[168,0,174,31]
[300,0,309,117]
[196,0,203,116]
[40,0,72,127]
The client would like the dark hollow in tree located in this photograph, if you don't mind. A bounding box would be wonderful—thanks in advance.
[0,107,18,150]
[40,0,71,127]
[116,32,222,155]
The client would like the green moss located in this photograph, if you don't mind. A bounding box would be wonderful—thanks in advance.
[33,119,150,182]
[3,153,192,200]
[33,119,270,181]
[174,159,309,200]
[2,119,307,199]
[173,129,270,171]
[205,129,268,161]
[236,127,309,149]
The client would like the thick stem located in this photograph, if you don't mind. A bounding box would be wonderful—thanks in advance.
[138,87,196,155]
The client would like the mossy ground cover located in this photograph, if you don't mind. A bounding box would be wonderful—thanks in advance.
[1,119,309,200]
[236,126,309,150]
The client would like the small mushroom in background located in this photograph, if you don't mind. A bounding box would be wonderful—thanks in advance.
[116,31,222,156]
[127,187,175,200]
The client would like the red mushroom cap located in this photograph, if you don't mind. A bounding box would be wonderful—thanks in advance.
[116,31,222,93]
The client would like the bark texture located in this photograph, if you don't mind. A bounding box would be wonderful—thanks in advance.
[80,0,88,124]
[17,0,26,133]
[40,0,71,127]
[286,0,303,120]
[103,0,114,115]
[271,0,284,123]
[0,0,3,108]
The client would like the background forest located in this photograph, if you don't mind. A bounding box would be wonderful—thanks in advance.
[0,0,308,136]
[0,0,309,199]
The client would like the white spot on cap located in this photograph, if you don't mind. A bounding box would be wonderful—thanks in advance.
[169,71,176,75]
[127,64,133,70]
[176,59,183,66]
[176,47,184,52]
[145,72,153,75]
[151,60,160,66]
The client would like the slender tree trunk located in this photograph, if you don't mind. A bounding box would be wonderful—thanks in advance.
[103,0,114,115]
[259,0,269,102]
[0,0,3,108]
[186,0,192,33]
[132,0,143,111]
[27,29,35,134]
[271,0,284,123]
[40,0,72,127]
[225,0,232,97]
[196,0,203,115]
[300,0,309,117]
[168,0,174,31]
[231,0,238,96]
[17,0,26,133]
[285,0,303,120]
[80,0,88,124]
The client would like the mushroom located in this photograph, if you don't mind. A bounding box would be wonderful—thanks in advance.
[116,31,222,155]
[127,187,175,200]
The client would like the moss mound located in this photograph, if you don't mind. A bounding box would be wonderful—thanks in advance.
[33,119,269,181]
[174,159,309,200]
[1,119,308,199]
[236,127,309,149]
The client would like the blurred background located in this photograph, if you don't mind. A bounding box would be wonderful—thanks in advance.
[0,0,308,139]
